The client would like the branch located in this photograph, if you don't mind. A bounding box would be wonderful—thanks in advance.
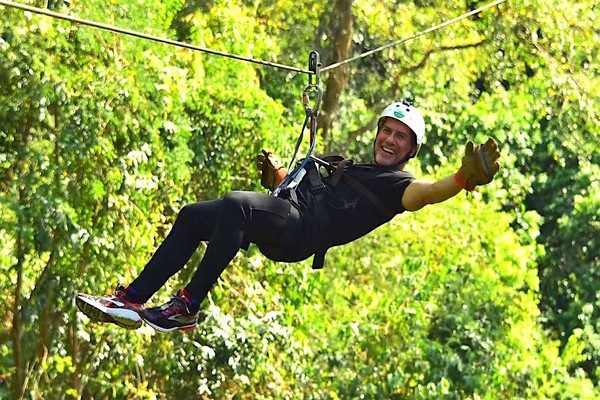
[398,39,488,76]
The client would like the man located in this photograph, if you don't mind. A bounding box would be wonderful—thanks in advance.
[76,101,500,332]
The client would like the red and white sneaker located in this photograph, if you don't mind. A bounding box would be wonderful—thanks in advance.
[76,285,143,329]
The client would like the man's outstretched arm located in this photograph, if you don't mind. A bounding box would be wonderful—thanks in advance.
[402,138,500,212]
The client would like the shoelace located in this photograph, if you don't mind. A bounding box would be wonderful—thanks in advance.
[160,297,188,316]
[113,285,133,301]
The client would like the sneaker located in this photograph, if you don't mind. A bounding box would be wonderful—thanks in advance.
[76,285,143,329]
[139,289,199,333]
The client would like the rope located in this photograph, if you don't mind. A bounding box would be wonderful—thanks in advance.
[0,0,312,74]
[321,0,507,73]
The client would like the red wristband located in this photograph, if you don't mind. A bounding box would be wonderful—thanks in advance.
[455,171,476,191]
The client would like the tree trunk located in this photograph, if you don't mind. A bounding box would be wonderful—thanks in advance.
[12,158,26,400]
[11,113,33,399]
[318,0,353,141]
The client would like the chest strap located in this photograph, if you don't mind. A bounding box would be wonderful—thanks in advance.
[342,174,396,219]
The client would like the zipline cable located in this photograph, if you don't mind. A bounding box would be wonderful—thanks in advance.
[321,0,508,73]
[0,0,312,74]
[0,0,507,75]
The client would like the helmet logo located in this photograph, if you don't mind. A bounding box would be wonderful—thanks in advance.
[393,110,406,119]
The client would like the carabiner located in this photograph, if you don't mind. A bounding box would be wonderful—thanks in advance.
[302,84,323,117]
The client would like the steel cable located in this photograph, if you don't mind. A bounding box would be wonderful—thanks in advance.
[0,0,507,76]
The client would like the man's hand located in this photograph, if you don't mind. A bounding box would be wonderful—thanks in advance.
[456,138,500,191]
[257,150,287,190]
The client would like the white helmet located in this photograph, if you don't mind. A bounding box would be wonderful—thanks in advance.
[378,101,426,145]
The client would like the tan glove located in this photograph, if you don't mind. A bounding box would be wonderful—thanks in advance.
[257,150,287,190]
[455,138,500,191]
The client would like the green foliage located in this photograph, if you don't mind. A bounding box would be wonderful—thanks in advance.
[282,197,548,398]
[0,0,598,398]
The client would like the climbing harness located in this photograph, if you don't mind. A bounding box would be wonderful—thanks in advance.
[269,53,403,269]
[266,51,399,269]
[268,51,329,268]
[273,51,323,196]
[279,154,398,270]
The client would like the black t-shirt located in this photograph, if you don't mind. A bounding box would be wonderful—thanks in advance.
[323,163,414,246]
[291,163,414,250]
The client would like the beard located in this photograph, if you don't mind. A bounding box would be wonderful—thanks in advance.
[372,140,415,170]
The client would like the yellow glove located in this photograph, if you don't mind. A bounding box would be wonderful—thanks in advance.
[455,138,500,191]
[257,150,287,190]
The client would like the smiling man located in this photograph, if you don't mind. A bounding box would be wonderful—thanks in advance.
[374,104,423,168]
[370,102,500,213]
[76,101,500,333]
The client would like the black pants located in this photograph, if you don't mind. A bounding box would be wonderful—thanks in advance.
[129,191,304,303]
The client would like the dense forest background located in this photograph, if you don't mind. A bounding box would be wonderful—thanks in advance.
[1,0,598,398]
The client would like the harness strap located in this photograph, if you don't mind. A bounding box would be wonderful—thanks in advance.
[330,158,352,186]
[325,156,395,218]
[342,174,396,219]
[306,161,328,270]
[312,251,326,271]
[307,161,326,193]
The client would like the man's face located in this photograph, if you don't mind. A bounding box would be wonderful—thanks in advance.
[374,118,417,168]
